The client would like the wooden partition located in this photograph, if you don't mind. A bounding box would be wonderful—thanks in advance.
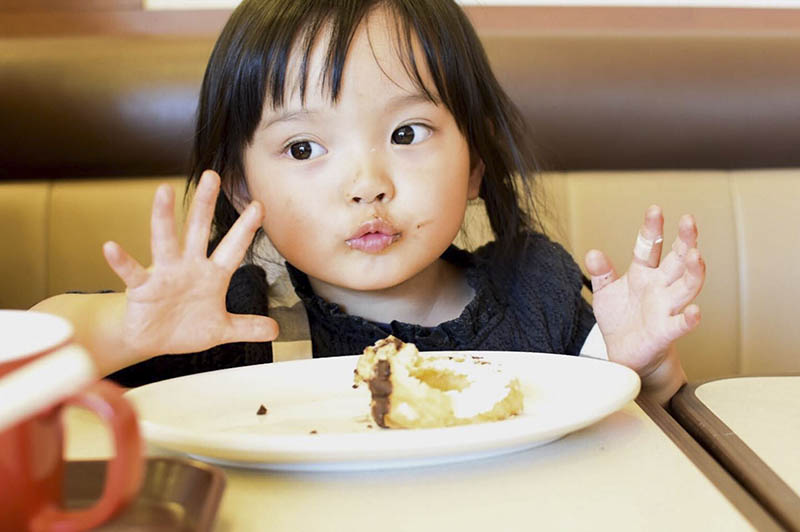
[0,0,142,11]
[4,5,800,38]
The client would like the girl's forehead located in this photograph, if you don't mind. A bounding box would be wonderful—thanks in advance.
[271,8,439,111]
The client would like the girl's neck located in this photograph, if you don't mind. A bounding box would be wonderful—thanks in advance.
[308,258,474,327]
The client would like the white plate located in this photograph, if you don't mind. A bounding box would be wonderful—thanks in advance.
[125,352,640,471]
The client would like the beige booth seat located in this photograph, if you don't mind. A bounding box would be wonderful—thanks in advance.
[2,170,797,381]
[2,22,800,380]
[542,170,800,379]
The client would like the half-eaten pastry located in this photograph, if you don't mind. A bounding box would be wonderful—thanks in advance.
[354,336,523,428]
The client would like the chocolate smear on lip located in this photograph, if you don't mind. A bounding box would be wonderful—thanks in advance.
[368,359,392,428]
[256,404,268,415]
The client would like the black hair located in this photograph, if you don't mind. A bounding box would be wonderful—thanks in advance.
[188,0,541,263]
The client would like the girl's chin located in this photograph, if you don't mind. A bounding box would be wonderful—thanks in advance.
[328,276,409,293]
[310,266,421,293]
[302,252,448,293]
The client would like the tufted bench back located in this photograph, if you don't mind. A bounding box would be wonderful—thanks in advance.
[2,27,800,379]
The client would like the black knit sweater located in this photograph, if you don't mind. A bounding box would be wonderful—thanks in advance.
[109,233,594,387]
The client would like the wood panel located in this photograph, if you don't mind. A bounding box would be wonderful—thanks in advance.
[3,6,800,38]
[0,0,142,11]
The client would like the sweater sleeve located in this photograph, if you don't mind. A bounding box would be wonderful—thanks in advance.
[107,264,273,387]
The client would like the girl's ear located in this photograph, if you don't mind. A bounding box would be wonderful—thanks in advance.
[467,157,485,200]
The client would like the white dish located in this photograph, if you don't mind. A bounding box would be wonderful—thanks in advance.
[0,310,73,363]
[125,352,640,471]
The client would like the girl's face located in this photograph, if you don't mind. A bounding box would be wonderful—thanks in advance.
[243,10,482,292]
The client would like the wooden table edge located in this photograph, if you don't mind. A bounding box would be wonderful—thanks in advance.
[636,395,783,531]
[668,379,800,532]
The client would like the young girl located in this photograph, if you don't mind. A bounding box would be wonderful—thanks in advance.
[33,0,704,406]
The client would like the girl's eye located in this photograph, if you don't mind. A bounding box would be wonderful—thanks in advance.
[391,124,432,145]
[286,140,326,160]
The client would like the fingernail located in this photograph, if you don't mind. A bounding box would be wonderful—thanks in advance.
[157,184,171,200]
[202,170,219,185]
[246,201,262,218]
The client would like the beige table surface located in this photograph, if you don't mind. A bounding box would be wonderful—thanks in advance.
[671,376,800,530]
[696,377,800,496]
[64,398,777,532]
[670,376,800,531]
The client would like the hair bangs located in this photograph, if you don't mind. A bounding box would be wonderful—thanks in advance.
[261,1,451,113]
[261,2,375,111]
[382,1,479,136]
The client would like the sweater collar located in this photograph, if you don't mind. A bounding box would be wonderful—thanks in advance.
[284,245,502,347]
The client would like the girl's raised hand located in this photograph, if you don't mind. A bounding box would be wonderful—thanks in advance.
[584,206,705,381]
[102,170,279,361]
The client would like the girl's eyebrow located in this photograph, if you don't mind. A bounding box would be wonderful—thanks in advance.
[385,92,438,110]
[260,92,436,131]
[261,109,321,130]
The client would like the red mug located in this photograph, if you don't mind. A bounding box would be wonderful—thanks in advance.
[0,310,143,531]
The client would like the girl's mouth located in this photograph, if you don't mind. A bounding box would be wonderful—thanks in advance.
[346,220,401,253]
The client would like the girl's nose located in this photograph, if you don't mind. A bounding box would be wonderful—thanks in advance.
[351,190,389,204]
[347,154,394,205]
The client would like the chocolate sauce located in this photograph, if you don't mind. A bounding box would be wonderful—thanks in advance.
[368,359,392,428]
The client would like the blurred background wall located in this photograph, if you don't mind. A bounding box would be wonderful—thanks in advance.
[144,0,800,7]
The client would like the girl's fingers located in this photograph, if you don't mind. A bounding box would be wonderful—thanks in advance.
[666,249,706,313]
[223,315,280,344]
[184,170,221,258]
[677,214,699,249]
[584,249,619,292]
[659,240,688,284]
[150,183,180,263]
[210,201,264,270]
[660,214,699,284]
[103,241,149,288]
[633,205,664,268]
[666,304,701,339]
